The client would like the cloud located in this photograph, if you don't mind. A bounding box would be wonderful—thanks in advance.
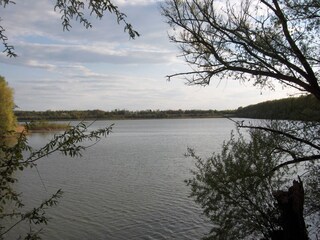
[25,60,56,70]
[1,42,175,73]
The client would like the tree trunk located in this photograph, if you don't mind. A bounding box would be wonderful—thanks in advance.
[272,178,308,240]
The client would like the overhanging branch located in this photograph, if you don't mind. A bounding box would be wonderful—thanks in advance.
[237,124,320,152]
[272,154,320,172]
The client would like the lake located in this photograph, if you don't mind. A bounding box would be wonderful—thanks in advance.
[6,118,236,239]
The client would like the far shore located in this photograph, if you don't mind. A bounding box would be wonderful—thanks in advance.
[14,109,234,122]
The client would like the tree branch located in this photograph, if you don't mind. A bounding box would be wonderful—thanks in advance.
[272,154,320,172]
[238,124,320,152]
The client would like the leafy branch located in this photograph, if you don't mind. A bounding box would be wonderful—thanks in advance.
[0,22,17,57]
[0,121,113,239]
[54,0,140,39]
[0,189,63,238]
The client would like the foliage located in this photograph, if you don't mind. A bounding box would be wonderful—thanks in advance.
[0,0,139,57]
[53,0,139,37]
[256,120,320,239]
[0,122,113,239]
[162,0,320,100]
[235,94,320,121]
[235,120,320,171]
[186,120,320,239]
[0,76,16,134]
[185,128,285,239]
[304,163,320,238]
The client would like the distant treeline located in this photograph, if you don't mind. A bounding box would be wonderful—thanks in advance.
[15,95,320,122]
[15,109,234,121]
[234,95,320,121]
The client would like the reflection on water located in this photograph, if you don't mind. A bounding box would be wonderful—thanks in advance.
[5,118,236,240]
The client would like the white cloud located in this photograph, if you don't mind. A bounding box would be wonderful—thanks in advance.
[25,60,56,70]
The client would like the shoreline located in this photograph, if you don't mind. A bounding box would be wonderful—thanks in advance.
[15,124,69,134]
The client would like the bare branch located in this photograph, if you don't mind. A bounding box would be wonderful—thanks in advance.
[162,0,320,100]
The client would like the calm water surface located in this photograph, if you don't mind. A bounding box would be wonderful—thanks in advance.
[8,118,236,239]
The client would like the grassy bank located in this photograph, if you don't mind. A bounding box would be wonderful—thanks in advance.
[26,121,70,132]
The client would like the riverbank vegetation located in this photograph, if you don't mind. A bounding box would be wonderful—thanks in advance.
[14,109,233,121]
[26,120,70,132]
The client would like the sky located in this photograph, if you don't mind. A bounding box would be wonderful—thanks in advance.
[0,0,298,111]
